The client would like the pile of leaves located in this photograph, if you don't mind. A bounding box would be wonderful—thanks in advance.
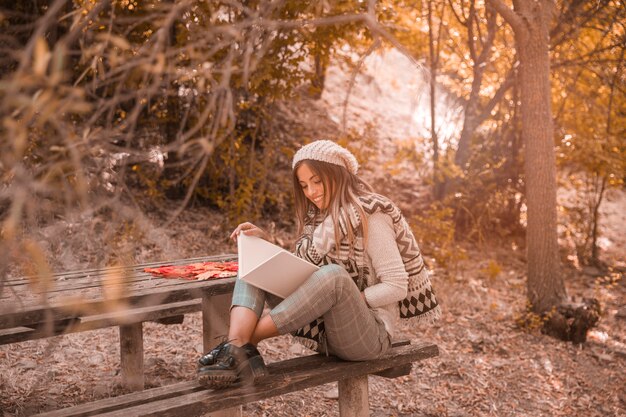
[144,261,238,280]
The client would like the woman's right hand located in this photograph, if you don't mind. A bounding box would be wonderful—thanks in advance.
[229,222,269,242]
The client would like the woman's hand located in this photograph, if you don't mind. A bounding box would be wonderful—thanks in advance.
[229,222,269,242]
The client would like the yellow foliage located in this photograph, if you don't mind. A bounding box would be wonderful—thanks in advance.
[480,260,502,281]
[514,302,553,332]
[337,124,378,172]
[411,203,467,270]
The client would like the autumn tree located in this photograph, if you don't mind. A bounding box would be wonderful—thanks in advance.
[485,0,567,314]
[449,1,515,178]
[552,0,625,267]
[0,0,416,282]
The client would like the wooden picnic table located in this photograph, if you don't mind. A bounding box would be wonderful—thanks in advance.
[0,254,238,391]
[4,256,441,417]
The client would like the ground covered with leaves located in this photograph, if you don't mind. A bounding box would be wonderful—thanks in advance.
[1,201,624,417]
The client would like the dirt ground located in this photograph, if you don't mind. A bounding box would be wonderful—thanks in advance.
[1,200,625,417]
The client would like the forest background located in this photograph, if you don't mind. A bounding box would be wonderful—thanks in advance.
[0,1,625,416]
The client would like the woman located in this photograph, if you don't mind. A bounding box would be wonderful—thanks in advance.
[197,140,440,388]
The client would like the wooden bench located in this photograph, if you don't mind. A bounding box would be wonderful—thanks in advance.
[35,340,439,417]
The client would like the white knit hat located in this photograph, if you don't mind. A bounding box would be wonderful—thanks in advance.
[292,140,359,175]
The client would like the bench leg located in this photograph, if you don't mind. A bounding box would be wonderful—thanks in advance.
[202,293,241,417]
[120,323,144,391]
[338,375,369,417]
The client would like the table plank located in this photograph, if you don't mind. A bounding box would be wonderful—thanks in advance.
[1,255,237,294]
[3,255,236,285]
[0,299,209,345]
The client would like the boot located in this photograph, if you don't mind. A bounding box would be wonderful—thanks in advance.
[197,342,268,389]
[198,340,228,367]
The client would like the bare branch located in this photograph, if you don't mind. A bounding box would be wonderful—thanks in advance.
[341,39,382,133]
[477,68,516,123]
[163,154,209,228]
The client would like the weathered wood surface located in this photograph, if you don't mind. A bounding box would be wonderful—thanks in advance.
[1,255,236,301]
[0,255,236,331]
[35,341,439,417]
[338,375,369,417]
[372,339,412,378]
[0,299,202,345]
[3,256,230,286]
[1,256,241,393]
[202,293,232,355]
[120,323,144,392]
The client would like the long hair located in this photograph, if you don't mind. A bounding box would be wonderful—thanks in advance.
[293,160,374,253]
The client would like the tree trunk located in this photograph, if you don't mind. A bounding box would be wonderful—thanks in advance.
[427,0,444,200]
[311,51,327,100]
[487,0,567,314]
[590,175,607,266]
[446,2,510,199]
[454,114,478,172]
[515,2,566,313]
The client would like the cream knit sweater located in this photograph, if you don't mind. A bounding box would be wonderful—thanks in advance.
[363,212,409,339]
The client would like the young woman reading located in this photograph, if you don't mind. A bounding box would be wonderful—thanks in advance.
[197,140,440,388]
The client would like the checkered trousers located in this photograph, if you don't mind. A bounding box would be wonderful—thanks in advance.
[231,264,391,361]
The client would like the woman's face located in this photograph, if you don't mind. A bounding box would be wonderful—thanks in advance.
[296,162,330,210]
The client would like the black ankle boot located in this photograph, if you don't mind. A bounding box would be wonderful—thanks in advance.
[198,340,228,367]
[197,342,268,389]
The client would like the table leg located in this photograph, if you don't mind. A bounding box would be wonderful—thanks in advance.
[202,292,241,417]
[120,322,144,391]
[202,293,231,350]
[338,375,369,417]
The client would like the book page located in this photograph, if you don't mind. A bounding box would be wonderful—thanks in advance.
[237,234,319,298]
[237,233,283,277]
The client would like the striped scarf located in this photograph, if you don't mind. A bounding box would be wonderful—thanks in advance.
[293,193,441,351]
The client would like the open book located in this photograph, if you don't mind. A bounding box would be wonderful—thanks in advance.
[237,233,320,299]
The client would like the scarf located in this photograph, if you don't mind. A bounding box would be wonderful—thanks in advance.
[293,193,441,352]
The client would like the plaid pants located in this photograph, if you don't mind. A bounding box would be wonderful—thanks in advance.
[232,264,391,361]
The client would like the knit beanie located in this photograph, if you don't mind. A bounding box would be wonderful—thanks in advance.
[292,140,359,175]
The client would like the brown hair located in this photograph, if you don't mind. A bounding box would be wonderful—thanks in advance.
[293,160,374,253]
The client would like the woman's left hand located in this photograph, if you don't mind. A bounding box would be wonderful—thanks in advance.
[229,222,269,242]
